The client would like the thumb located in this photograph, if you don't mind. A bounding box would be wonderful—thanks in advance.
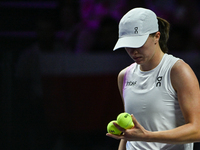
[131,114,140,128]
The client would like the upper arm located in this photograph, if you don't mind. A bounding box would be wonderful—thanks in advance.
[171,60,200,124]
[118,67,128,108]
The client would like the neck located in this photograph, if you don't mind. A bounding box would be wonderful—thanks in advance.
[140,48,164,71]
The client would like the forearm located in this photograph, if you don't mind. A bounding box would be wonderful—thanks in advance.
[118,139,127,150]
[147,123,200,144]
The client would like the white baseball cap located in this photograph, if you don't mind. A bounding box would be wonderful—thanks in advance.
[113,8,158,50]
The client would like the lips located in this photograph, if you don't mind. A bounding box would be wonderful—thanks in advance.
[133,56,142,62]
[133,56,142,60]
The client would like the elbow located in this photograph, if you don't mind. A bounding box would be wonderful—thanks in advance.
[195,131,200,142]
[185,123,200,142]
[193,125,200,142]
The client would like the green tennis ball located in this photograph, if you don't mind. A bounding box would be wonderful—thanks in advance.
[117,112,134,129]
[107,120,122,135]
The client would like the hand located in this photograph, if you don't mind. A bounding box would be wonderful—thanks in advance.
[106,114,150,142]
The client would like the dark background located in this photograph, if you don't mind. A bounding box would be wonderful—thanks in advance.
[1,0,200,149]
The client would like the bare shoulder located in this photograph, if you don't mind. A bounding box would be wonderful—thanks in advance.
[171,59,197,79]
[117,66,129,96]
[118,66,129,83]
[171,59,199,91]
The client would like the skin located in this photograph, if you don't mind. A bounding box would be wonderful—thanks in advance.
[106,32,200,149]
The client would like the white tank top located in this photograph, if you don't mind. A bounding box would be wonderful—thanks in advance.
[123,54,193,150]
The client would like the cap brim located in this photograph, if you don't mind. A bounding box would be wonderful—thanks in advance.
[113,34,149,51]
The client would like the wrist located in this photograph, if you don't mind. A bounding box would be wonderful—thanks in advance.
[144,130,152,142]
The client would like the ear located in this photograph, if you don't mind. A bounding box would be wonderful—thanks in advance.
[155,32,161,40]
[154,32,160,44]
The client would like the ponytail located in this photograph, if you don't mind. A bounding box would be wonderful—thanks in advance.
[150,17,170,53]
[158,17,170,53]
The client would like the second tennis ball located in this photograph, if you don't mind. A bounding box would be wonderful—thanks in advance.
[117,112,134,129]
[107,120,122,135]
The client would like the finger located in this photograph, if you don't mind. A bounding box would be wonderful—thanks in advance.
[106,133,124,140]
[131,114,143,129]
[113,122,126,132]
[131,114,139,127]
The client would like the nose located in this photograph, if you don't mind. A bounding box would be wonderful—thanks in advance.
[126,48,138,55]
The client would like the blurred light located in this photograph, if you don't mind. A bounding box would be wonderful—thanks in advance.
[0,31,36,37]
[0,31,64,38]
[0,1,58,8]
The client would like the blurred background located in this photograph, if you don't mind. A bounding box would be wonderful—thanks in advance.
[1,0,200,149]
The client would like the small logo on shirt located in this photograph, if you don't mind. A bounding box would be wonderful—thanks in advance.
[126,81,137,86]
[156,76,162,87]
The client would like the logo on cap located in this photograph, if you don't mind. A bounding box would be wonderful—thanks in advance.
[134,27,138,34]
